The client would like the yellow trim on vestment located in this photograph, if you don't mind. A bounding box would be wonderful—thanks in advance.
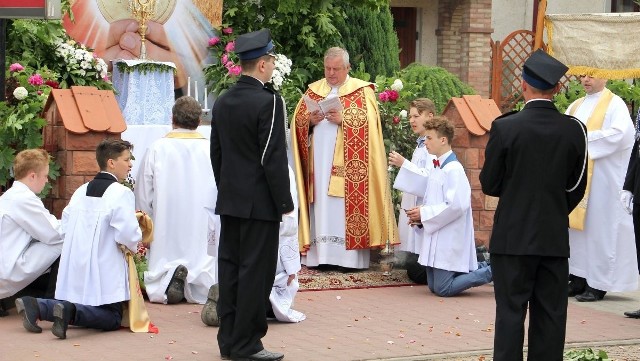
[164,131,206,139]
[568,88,614,230]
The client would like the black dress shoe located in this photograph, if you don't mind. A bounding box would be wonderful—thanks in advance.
[235,349,284,361]
[623,309,640,318]
[15,297,42,333]
[52,301,75,339]
[575,289,605,302]
[568,277,586,297]
[166,265,188,304]
[201,284,219,326]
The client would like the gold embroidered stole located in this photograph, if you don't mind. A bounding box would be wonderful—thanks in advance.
[568,88,614,230]
[292,79,398,251]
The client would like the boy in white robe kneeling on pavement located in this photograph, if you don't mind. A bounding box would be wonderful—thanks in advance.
[268,165,306,322]
[202,165,305,325]
[402,116,492,297]
[0,149,62,316]
[15,139,142,338]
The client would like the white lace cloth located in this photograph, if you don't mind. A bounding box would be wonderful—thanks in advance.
[112,60,176,125]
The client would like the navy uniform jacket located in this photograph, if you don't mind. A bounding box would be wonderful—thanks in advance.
[210,75,294,222]
[480,100,588,257]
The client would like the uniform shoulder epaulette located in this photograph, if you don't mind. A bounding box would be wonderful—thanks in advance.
[494,109,518,121]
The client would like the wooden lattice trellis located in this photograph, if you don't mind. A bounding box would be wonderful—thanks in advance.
[490,29,575,113]
[490,30,535,113]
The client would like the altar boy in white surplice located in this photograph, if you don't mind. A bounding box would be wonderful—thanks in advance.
[0,149,62,305]
[135,96,218,305]
[15,139,141,339]
[269,165,306,323]
[402,116,492,297]
[388,98,436,255]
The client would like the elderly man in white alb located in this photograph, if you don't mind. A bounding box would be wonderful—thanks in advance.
[566,75,638,302]
[291,47,398,270]
[0,149,62,316]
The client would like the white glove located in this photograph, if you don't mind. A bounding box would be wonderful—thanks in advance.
[620,190,633,215]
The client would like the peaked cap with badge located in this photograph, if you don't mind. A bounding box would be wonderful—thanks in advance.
[234,28,275,60]
[522,49,569,90]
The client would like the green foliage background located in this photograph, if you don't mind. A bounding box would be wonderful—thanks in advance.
[552,79,640,116]
[1,17,111,190]
[334,3,400,81]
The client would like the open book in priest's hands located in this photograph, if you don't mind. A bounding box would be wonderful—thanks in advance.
[303,95,344,115]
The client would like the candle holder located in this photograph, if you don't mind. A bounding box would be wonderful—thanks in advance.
[129,0,157,60]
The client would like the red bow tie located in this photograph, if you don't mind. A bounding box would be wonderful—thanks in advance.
[433,159,440,168]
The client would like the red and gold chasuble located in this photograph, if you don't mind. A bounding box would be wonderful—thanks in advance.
[291,78,398,251]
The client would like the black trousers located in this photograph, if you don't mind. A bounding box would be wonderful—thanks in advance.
[633,206,640,274]
[492,254,568,361]
[217,215,280,358]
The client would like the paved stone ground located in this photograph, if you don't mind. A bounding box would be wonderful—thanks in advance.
[2,280,640,361]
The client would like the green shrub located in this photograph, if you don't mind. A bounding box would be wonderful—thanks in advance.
[401,63,476,113]
[563,348,609,361]
[375,65,475,214]
[334,3,400,81]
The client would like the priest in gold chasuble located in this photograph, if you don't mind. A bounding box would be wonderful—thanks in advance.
[291,47,398,269]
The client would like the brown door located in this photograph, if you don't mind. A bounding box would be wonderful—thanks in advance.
[391,7,417,68]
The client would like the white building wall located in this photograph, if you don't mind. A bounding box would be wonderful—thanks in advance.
[492,0,610,41]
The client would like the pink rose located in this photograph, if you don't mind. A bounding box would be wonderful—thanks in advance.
[229,65,242,76]
[221,53,228,64]
[378,91,390,102]
[103,75,110,82]
[28,74,44,86]
[225,41,235,52]
[222,27,233,34]
[393,116,400,124]
[208,37,220,46]
[37,90,43,95]
[225,61,234,69]
[9,63,24,72]
[387,90,399,102]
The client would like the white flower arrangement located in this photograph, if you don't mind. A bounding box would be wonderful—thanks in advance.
[54,40,108,82]
[270,53,292,91]
[12,86,28,100]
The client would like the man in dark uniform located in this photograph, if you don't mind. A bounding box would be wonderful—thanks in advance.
[480,49,588,361]
[622,108,640,319]
[210,28,294,361]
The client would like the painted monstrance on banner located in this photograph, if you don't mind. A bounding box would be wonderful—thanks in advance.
[62,0,223,98]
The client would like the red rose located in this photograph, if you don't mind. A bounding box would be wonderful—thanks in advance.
[393,116,400,124]
[388,90,399,102]
[44,80,60,89]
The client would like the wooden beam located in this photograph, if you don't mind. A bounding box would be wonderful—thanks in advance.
[533,0,547,50]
